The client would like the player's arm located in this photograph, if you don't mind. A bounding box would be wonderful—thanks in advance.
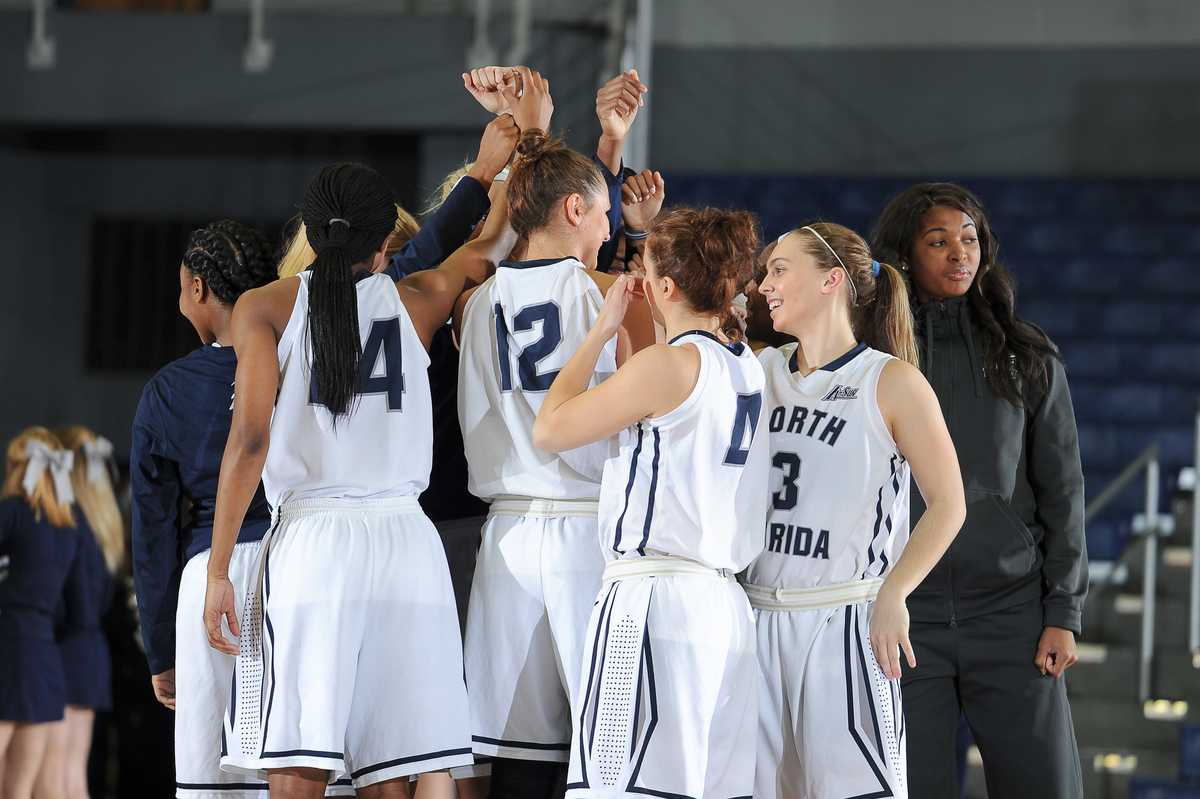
[129,397,185,706]
[586,270,656,364]
[204,287,284,656]
[533,276,693,452]
[594,69,646,175]
[400,67,552,349]
[385,113,517,280]
[399,175,516,351]
[870,359,966,679]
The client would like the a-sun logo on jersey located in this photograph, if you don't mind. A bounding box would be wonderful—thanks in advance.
[821,385,859,401]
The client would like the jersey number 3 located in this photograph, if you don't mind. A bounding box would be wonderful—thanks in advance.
[496,301,563,392]
[309,317,405,411]
[724,392,763,466]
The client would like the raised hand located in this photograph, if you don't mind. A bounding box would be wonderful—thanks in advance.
[463,66,515,115]
[596,69,648,141]
[469,114,520,186]
[502,66,554,134]
[621,169,666,232]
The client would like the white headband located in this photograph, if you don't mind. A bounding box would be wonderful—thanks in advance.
[800,226,858,305]
[82,437,113,484]
[23,440,75,506]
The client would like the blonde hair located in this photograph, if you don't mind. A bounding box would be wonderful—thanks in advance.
[56,426,125,573]
[3,427,75,528]
[790,222,919,367]
[424,163,473,215]
[277,203,421,279]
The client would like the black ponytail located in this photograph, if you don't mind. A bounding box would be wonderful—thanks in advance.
[300,163,397,418]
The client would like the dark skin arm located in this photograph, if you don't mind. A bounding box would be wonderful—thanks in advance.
[203,278,297,655]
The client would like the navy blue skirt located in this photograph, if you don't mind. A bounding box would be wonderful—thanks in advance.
[0,634,66,722]
[60,631,112,711]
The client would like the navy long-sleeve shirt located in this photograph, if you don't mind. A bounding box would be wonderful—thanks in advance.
[386,176,491,279]
[0,497,87,641]
[594,158,625,274]
[130,344,272,674]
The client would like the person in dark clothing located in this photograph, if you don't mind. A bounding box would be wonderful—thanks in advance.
[0,427,88,799]
[129,219,288,797]
[871,182,1088,798]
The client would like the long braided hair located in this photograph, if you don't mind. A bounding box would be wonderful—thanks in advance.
[300,163,398,418]
[870,182,1060,405]
[182,219,276,306]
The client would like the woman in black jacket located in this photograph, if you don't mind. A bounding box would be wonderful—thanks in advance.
[872,182,1088,798]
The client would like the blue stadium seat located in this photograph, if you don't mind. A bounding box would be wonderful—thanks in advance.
[1059,343,1123,379]
[1182,724,1200,782]
[1128,778,1200,799]
[1142,259,1200,296]
[1085,518,1130,561]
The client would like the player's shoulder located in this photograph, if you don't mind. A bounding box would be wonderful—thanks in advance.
[877,356,936,415]
[234,276,300,328]
[755,341,797,370]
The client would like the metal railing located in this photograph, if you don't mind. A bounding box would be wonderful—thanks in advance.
[1191,402,1200,667]
[1084,443,1162,704]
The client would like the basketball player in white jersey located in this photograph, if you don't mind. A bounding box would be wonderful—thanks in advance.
[200,79,539,799]
[746,222,966,799]
[533,207,768,799]
[455,127,656,798]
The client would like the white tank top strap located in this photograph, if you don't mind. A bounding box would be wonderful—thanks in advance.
[276,273,309,369]
[602,554,736,587]
[740,576,884,611]
[487,496,600,518]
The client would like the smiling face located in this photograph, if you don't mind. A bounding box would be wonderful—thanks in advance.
[755,233,835,336]
[908,205,981,301]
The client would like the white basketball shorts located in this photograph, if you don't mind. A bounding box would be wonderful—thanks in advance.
[220,497,473,790]
[175,544,354,798]
[565,558,758,799]
[464,498,603,763]
[750,585,907,799]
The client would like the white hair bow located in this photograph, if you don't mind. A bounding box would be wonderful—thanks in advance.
[23,440,75,505]
[82,437,114,484]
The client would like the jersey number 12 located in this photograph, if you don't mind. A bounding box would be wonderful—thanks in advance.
[495,301,563,392]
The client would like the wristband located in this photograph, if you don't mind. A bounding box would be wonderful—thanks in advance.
[624,228,649,240]
[493,167,510,183]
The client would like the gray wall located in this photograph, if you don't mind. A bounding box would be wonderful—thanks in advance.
[647,45,1200,176]
[2,7,1199,449]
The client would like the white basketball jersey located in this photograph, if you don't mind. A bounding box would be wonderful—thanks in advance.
[458,258,618,501]
[743,342,911,590]
[262,271,433,507]
[597,331,769,572]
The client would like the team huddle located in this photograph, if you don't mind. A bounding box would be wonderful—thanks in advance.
[2,64,982,799]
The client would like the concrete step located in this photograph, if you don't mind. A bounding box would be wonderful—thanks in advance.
[1122,544,1197,599]
[1096,594,1191,649]
[1068,646,1200,704]
[1073,698,1192,750]
[962,746,1178,799]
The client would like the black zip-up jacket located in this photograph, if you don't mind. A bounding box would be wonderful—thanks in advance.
[909,297,1088,634]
